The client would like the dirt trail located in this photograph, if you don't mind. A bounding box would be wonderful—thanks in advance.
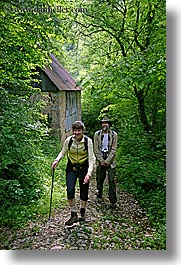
[1,176,159,250]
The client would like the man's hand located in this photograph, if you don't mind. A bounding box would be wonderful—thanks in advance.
[83,174,90,184]
[100,161,108,167]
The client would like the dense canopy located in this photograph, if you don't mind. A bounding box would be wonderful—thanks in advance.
[0,0,166,250]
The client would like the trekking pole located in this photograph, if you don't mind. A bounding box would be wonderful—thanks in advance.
[48,167,55,222]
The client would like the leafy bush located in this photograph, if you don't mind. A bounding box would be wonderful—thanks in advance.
[0,134,67,227]
[116,127,166,228]
[0,89,48,208]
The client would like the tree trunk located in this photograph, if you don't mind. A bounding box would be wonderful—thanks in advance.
[134,85,151,133]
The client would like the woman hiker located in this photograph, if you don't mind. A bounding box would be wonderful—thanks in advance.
[52,121,94,226]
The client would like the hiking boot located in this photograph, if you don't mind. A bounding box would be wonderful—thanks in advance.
[65,212,78,226]
[79,215,85,222]
[79,208,86,222]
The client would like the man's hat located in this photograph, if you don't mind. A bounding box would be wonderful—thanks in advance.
[100,116,112,126]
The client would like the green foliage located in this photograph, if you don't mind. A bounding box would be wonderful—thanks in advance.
[0,91,47,206]
[73,0,166,236]
[0,0,70,227]
[0,136,67,228]
[116,126,166,228]
[0,0,166,242]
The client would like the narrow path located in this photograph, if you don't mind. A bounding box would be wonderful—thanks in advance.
[1,176,160,250]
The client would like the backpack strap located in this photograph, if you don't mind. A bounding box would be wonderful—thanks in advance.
[68,135,88,151]
[98,130,102,137]
[68,136,73,151]
[99,130,115,151]
[83,135,88,151]
[98,129,114,141]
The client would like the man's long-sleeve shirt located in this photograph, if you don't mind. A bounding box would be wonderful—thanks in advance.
[94,129,118,168]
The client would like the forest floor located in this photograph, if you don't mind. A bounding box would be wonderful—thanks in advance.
[0,175,162,250]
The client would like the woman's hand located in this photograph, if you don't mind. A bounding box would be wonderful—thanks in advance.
[83,174,90,184]
[52,160,59,169]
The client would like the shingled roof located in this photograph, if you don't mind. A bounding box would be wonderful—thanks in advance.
[43,53,81,91]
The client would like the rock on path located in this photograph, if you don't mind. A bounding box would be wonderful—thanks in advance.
[1,176,160,250]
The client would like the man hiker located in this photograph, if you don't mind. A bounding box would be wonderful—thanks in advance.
[52,121,94,226]
[94,116,118,208]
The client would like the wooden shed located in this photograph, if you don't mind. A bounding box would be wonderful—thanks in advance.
[38,54,82,142]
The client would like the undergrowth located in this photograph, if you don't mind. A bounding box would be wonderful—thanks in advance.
[0,135,67,228]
